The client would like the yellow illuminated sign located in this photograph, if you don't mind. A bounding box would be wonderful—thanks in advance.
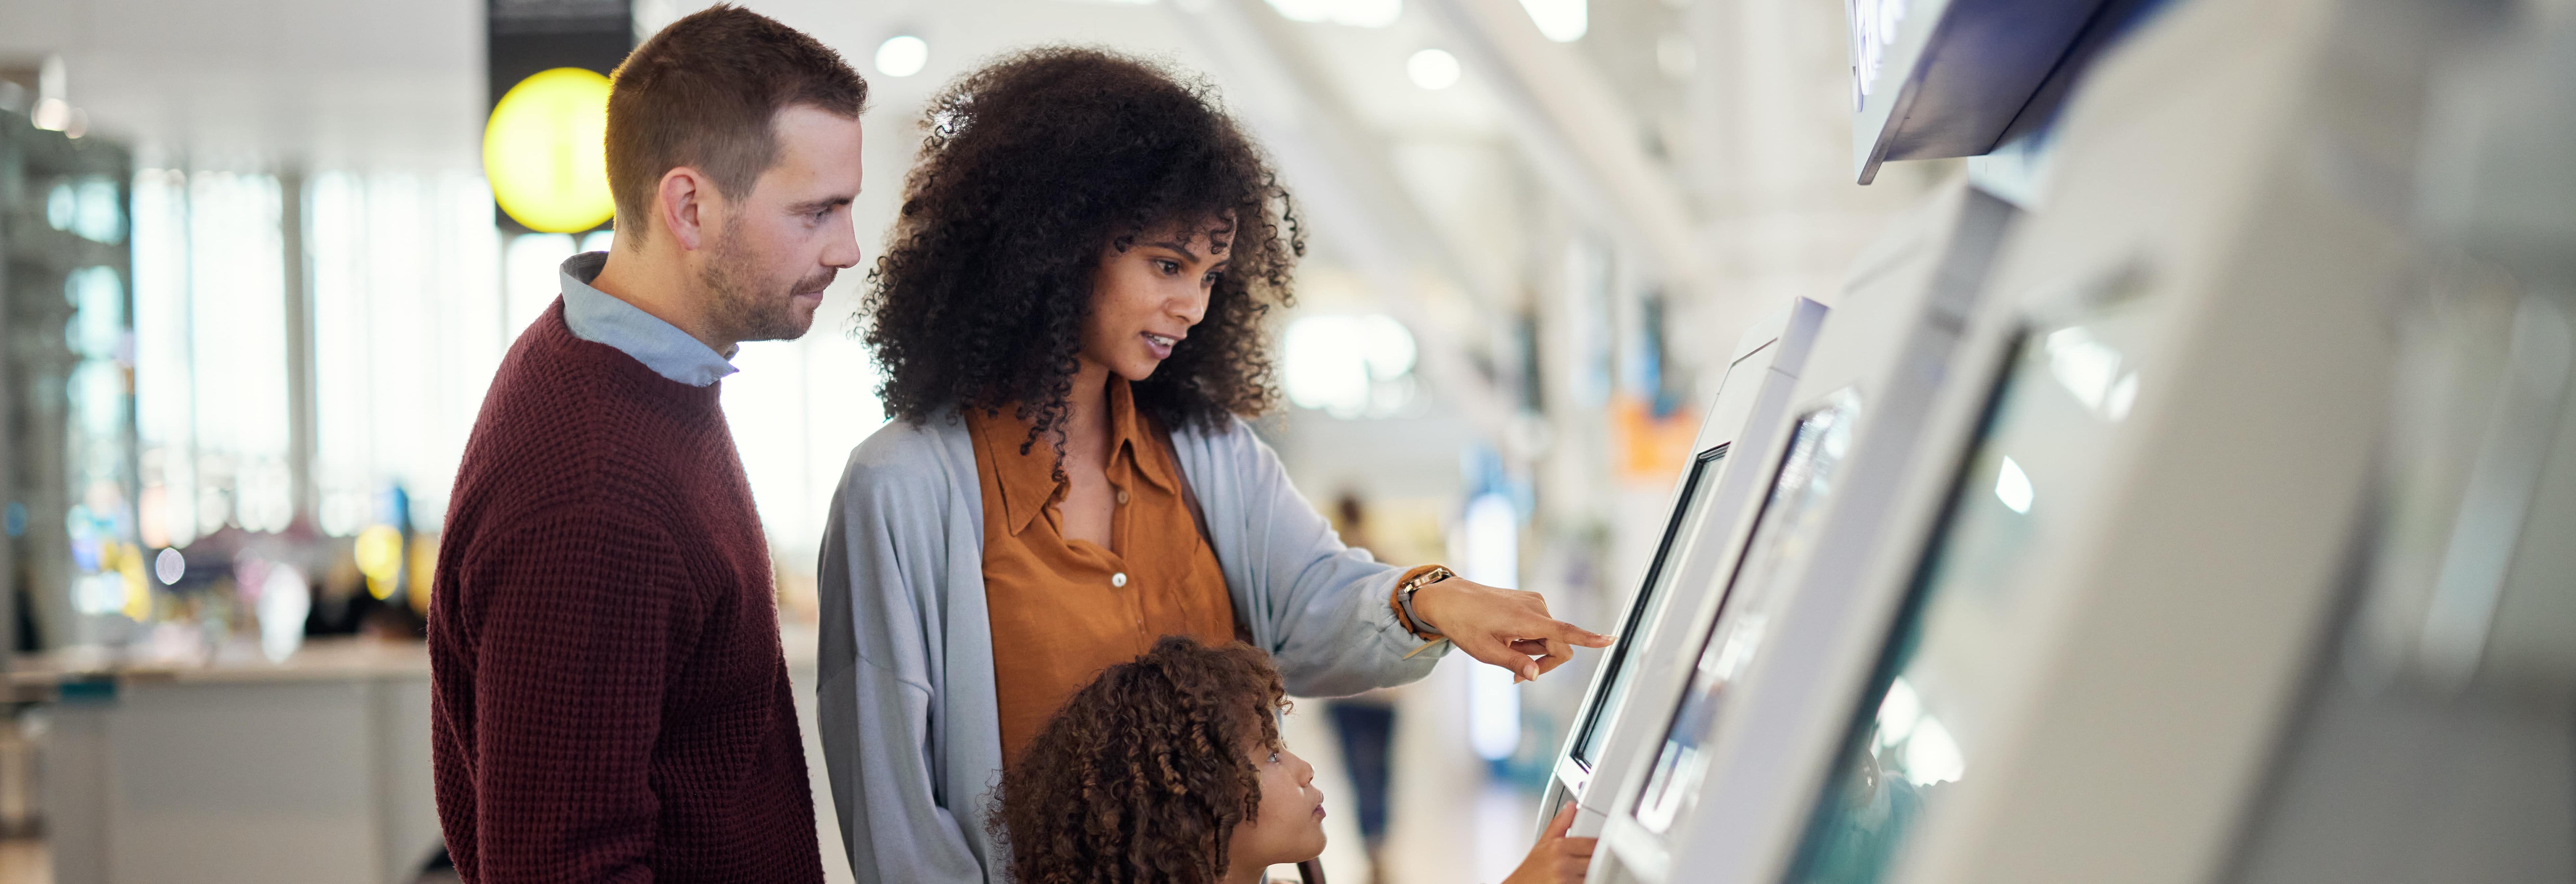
[355,524,405,601]
[483,67,616,233]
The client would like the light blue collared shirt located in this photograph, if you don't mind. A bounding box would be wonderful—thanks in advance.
[559,251,740,387]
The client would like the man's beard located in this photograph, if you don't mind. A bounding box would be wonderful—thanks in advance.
[700,225,831,343]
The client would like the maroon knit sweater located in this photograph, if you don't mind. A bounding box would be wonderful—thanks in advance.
[428,302,822,884]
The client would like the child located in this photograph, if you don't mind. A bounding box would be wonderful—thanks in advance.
[994,635,1597,884]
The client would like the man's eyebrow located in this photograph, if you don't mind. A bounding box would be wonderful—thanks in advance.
[790,195,856,213]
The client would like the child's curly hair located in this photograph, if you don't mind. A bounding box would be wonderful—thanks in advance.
[861,46,1304,449]
[993,635,1292,884]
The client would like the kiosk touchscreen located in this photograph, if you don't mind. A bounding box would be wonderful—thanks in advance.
[1537,297,1830,837]
[1589,178,2016,884]
[1632,2,2423,883]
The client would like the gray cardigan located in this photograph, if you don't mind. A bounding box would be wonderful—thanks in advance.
[814,409,1450,884]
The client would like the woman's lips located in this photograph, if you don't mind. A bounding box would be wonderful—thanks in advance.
[1141,331,1176,360]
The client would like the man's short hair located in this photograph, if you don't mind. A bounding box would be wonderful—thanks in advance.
[605,5,868,244]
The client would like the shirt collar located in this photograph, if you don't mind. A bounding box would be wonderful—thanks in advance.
[975,379,1180,538]
[1107,379,1181,495]
[558,251,740,387]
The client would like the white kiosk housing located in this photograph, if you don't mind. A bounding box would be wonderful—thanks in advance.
[1537,297,1829,837]
[1590,176,2018,884]
[1628,0,2440,882]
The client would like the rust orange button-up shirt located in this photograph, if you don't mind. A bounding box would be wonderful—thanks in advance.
[969,379,1238,766]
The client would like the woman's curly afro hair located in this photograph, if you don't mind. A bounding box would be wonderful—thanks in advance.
[862,47,1304,443]
[993,635,1290,884]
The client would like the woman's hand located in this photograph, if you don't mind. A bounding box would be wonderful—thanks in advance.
[1502,803,1598,884]
[1410,577,1614,682]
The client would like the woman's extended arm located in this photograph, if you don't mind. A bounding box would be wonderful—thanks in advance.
[1175,419,1607,696]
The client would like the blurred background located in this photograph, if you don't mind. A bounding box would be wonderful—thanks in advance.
[0,0,2323,881]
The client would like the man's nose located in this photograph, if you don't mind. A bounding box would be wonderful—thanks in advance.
[825,215,863,269]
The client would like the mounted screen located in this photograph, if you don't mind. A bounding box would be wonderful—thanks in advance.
[1783,302,2151,884]
[1569,443,1731,772]
[1632,389,1866,835]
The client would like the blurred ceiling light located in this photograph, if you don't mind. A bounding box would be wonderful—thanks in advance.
[1284,314,1418,418]
[30,98,70,132]
[33,55,68,129]
[1407,49,1462,90]
[1520,0,1587,41]
[1266,0,1401,28]
[876,35,930,78]
[483,68,615,233]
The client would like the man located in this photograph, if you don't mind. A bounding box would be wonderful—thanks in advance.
[427,7,865,882]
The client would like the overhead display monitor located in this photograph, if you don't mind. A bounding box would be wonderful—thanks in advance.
[1633,389,1864,835]
[1782,302,2149,884]
[1843,0,2158,183]
[1568,444,1730,774]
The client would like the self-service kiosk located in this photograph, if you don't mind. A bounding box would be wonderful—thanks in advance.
[1536,297,1830,837]
[1599,0,2434,882]
[1587,177,2018,884]
[2225,12,2576,883]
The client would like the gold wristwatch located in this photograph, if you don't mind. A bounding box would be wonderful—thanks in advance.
[1398,565,1455,637]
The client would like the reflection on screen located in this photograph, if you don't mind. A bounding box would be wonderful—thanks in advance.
[1632,389,1864,835]
[1570,444,1729,771]
[1784,306,2150,884]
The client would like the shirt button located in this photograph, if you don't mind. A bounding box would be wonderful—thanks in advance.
[1111,572,1128,588]
[1115,489,1130,505]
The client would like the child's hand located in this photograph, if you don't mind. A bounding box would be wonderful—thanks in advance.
[1501,803,1598,884]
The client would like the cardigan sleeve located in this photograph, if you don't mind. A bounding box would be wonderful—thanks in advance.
[816,430,992,884]
[1180,418,1452,698]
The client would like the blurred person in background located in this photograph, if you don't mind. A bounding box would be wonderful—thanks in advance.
[425,7,865,882]
[818,47,1610,884]
[994,635,1599,884]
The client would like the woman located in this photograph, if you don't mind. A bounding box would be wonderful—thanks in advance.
[817,47,1610,884]
[996,636,1596,884]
